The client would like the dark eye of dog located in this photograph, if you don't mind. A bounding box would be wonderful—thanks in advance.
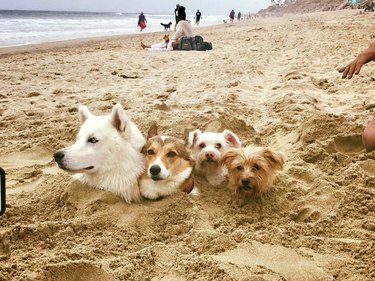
[236,165,244,171]
[147,149,155,155]
[167,151,177,158]
[88,136,98,143]
[253,164,261,171]
[199,143,206,149]
[215,143,222,149]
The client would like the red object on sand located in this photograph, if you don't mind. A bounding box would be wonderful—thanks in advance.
[139,21,147,31]
[362,116,375,152]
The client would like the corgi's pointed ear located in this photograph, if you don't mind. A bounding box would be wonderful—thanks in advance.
[110,103,129,132]
[188,129,201,147]
[147,122,158,139]
[223,130,241,147]
[79,105,93,124]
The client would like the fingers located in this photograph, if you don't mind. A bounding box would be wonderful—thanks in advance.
[341,65,350,79]
[354,62,364,75]
[346,61,357,79]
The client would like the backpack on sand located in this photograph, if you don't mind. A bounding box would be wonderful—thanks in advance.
[177,36,213,51]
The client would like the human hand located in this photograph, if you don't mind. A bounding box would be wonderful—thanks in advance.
[338,42,375,79]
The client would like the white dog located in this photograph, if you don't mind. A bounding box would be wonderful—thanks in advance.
[188,129,241,186]
[54,103,145,203]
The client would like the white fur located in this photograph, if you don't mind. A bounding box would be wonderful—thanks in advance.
[55,103,145,203]
[140,167,193,200]
[189,129,241,186]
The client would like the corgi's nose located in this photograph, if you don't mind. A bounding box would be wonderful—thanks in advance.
[54,151,65,162]
[149,165,161,176]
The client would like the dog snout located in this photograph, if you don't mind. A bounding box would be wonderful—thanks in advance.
[205,152,214,160]
[241,178,252,190]
[149,165,161,176]
[54,151,65,163]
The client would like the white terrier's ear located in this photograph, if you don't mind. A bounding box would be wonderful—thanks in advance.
[110,103,129,132]
[78,105,93,124]
[188,129,201,147]
[223,130,241,147]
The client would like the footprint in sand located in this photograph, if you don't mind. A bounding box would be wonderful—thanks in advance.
[40,262,116,281]
[325,134,364,156]
[1,146,60,193]
[1,146,53,169]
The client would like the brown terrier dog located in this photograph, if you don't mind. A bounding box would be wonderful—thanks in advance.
[220,145,284,204]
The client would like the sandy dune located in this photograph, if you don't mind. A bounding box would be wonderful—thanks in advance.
[0,9,375,281]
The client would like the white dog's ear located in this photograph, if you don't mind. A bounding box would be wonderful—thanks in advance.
[79,105,93,124]
[223,130,241,147]
[188,129,201,147]
[110,103,129,132]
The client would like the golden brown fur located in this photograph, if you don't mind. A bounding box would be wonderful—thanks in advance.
[220,145,284,201]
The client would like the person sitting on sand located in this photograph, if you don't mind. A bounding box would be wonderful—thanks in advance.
[338,41,375,79]
[141,34,170,51]
[167,6,194,50]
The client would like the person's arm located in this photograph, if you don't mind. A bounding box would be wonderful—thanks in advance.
[338,41,375,79]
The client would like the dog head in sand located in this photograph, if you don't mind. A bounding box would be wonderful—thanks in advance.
[163,34,170,43]
[53,103,145,203]
[139,122,196,200]
[188,129,241,186]
[220,145,284,198]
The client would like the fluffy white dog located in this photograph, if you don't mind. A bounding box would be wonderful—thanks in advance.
[188,129,241,186]
[54,103,145,203]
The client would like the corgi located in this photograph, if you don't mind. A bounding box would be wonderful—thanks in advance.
[139,122,197,200]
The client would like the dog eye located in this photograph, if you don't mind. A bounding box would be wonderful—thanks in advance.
[199,143,206,149]
[215,143,222,149]
[147,149,155,155]
[253,164,261,171]
[87,137,98,144]
[167,151,177,158]
[236,165,244,171]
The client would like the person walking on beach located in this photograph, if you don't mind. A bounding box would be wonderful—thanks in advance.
[338,41,375,79]
[195,9,202,25]
[174,4,180,31]
[229,10,235,23]
[138,12,147,31]
[237,11,242,21]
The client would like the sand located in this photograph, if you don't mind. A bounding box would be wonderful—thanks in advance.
[1,9,375,281]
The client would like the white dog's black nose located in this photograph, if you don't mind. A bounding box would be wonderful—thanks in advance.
[54,151,65,163]
[149,165,161,176]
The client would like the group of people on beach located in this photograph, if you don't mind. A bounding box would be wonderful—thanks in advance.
[138,4,202,32]
[141,5,194,51]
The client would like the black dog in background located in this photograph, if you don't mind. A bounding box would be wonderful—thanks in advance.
[160,22,172,31]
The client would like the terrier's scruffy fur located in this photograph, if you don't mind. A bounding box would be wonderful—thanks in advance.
[220,145,284,203]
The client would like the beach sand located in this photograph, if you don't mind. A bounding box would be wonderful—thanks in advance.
[1,9,375,281]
